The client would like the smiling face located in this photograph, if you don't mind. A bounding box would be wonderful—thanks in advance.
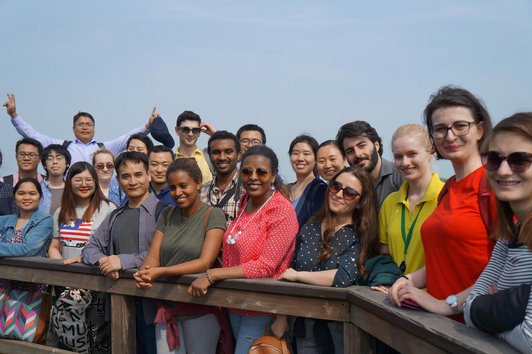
[317,144,345,181]
[168,170,202,210]
[487,131,532,214]
[430,106,484,163]
[290,142,316,178]
[117,161,151,201]
[73,116,95,144]
[239,130,263,155]
[71,169,96,203]
[209,138,239,177]
[175,119,201,148]
[14,181,41,213]
[149,151,174,186]
[327,171,362,218]
[127,139,149,155]
[392,135,433,183]
[93,152,114,184]
[241,154,275,205]
[342,136,380,173]
[16,143,40,174]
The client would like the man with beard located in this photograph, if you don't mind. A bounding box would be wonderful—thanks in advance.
[336,120,403,210]
[201,130,244,226]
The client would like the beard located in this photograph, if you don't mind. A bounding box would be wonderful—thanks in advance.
[351,146,380,173]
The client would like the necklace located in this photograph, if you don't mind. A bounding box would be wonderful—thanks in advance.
[226,190,275,245]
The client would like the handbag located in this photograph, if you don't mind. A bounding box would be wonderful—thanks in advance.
[50,288,92,354]
[0,284,51,343]
[248,327,290,354]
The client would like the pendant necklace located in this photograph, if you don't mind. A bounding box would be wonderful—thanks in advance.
[226,190,275,245]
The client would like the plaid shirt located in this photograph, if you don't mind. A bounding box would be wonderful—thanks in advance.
[200,170,244,227]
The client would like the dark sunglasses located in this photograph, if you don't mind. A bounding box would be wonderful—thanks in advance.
[95,162,115,170]
[179,127,202,135]
[482,151,532,173]
[329,180,360,200]
[241,167,270,178]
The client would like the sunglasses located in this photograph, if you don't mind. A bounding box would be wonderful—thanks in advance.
[329,180,360,200]
[95,162,115,171]
[179,127,202,135]
[482,151,532,173]
[241,167,270,178]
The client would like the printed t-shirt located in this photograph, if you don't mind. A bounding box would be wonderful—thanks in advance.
[157,204,226,267]
[53,202,116,259]
[421,167,494,307]
[379,172,444,274]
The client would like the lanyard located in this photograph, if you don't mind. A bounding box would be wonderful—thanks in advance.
[399,202,425,272]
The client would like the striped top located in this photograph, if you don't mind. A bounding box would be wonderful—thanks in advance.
[464,239,532,353]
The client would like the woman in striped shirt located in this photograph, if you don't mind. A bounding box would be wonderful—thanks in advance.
[464,113,532,353]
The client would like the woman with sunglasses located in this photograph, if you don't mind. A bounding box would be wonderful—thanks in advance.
[134,158,227,354]
[47,162,116,353]
[288,135,327,229]
[188,145,299,354]
[278,166,379,353]
[92,148,125,206]
[316,140,347,182]
[389,86,496,321]
[463,113,532,353]
[379,124,444,274]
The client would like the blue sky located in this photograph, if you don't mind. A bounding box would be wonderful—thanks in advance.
[1,1,531,180]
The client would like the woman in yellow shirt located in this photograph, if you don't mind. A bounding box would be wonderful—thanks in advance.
[378,124,444,274]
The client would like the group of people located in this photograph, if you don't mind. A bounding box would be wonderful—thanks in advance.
[0,86,530,354]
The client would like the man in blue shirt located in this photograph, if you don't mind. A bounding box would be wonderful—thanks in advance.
[148,145,175,205]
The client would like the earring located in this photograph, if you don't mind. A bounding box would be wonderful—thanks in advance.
[271,184,276,191]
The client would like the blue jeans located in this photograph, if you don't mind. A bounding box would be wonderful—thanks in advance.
[229,312,273,354]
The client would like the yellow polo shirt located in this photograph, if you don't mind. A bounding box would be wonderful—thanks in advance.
[176,148,213,184]
[378,172,444,274]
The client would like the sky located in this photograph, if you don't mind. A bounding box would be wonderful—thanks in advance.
[1,1,531,181]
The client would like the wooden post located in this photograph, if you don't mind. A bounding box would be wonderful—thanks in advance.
[344,322,375,354]
[111,294,136,354]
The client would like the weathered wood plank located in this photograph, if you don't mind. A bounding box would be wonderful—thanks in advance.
[0,339,75,353]
[344,322,375,354]
[110,294,135,354]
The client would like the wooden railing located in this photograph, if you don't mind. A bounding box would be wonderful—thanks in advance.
[0,257,520,354]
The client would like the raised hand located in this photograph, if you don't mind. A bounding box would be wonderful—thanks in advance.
[146,106,160,129]
[3,93,17,118]
[200,121,217,136]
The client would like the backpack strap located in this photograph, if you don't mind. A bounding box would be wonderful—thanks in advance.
[62,140,72,148]
[2,175,13,187]
[154,201,167,221]
[164,205,175,228]
[97,142,104,148]
[203,206,213,232]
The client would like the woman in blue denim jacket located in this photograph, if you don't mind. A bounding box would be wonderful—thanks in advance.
[0,177,53,258]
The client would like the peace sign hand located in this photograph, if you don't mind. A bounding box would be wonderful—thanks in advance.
[3,93,17,118]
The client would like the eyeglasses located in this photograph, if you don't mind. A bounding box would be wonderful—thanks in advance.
[329,180,360,200]
[482,151,532,173]
[240,138,262,147]
[75,122,94,128]
[72,178,95,187]
[46,155,65,162]
[16,152,40,159]
[431,121,478,139]
[95,162,114,170]
[179,127,202,135]
[241,167,270,178]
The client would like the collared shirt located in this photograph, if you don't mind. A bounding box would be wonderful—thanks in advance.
[82,193,162,270]
[375,158,404,211]
[39,179,64,215]
[200,170,244,227]
[176,148,213,184]
[11,115,148,165]
[378,172,444,274]
[1,172,44,186]
[151,185,176,206]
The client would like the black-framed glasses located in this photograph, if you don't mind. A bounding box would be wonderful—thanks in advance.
[179,127,202,135]
[329,180,360,200]
[241,167,270,178]
[240,138,262,146]
[482,151,532,173]
[16,152,40,159]
[75,122,94,128]
[431,121,478,139]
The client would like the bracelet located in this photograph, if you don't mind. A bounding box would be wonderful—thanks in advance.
[205,270,215,285]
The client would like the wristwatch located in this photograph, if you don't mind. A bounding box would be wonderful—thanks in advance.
[445,295,459,313]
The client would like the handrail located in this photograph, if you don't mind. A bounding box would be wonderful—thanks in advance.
[0,257,520,354]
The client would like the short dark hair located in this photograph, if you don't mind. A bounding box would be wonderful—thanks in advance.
[288,134,319,156]
[166,158,202,184]
[16,137,43,156]
[318,139,338,149]
[336,121,383,157]
[236,124,267,144]
[114,151,149,176]
[41,144,72,177]
[73,112,95,125]
[175,111,201,128]
[423,85,492,159]
[148,145,175,160]
[13,177,43,198]
[207,130,240,155]
[127,134,154,152]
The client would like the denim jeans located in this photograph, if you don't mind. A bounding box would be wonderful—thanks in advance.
[229,312,273,354]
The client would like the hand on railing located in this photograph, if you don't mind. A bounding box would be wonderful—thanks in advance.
[134,265,164,289]
[188,274,212,296]
[99,255,122,279]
